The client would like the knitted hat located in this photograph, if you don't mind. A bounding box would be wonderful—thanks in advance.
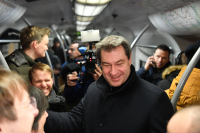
[184,40,200,68]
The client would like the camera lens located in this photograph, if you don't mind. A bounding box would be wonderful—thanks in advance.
[85,62,96,73]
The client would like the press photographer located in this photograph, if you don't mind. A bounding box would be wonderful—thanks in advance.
[60,31,102,111]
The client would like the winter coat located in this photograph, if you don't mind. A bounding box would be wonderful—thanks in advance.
[81,65,174,133]
[5,49,36,83]
[158,65,186,90]
[136,62,171,85]
[165,66,200,111]
[44,65,174,133]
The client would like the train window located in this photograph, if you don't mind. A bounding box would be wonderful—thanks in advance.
[139,60,146,68]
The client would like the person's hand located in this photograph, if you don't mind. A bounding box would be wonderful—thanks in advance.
[67,71,78,87]
[91,64,102,81]
[144,56,155,70]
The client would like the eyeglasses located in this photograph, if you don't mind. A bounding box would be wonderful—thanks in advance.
[30,97,37,109]
[0,96,37,111]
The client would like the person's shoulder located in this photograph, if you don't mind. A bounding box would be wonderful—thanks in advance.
[86,82,98,93]
[136,78,163,96]
[6,49,28,67]
[61,62,68,68]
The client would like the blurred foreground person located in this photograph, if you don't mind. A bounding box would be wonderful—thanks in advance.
[167,105,200,133]
[0,69,39,133]
[29,86,49,133]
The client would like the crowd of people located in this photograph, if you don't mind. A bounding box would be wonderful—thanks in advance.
[1,25,200,133]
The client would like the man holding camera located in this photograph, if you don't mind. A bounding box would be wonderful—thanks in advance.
[60,41,101,110]
[136,44,171,85]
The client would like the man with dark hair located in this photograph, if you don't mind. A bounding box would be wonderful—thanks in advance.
[59,41,101,111]
[136,44,171,85]
[6,25,51,83]
[45,35,174,133]
[59,41,87,89]
[52,38,65,64]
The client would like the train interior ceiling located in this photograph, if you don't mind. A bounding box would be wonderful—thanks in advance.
[1,0,200,70]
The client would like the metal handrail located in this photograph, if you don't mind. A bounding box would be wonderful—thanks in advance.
[0,40,20,43]
[0,51,10,71]
[45,51,55,85]
[136,45,172,49]
[130,24,150,50]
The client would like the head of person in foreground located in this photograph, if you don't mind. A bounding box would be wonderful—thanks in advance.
[167,105,200,133]
[29,86,49,133]
[0,69,39,133]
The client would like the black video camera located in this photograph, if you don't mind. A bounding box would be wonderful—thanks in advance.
[81,30,100,73]
[84,42,97,73]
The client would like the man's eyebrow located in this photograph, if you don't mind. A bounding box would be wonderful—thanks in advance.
[116,59,124,63]
[101,59,124,65]
[102,62,110,65]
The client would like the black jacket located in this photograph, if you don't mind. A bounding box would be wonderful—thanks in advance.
[136,62,171,85]
[44,65,174,133]
[82,65,174,133]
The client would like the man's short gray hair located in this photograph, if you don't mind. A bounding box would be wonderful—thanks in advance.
[96,35,131,63]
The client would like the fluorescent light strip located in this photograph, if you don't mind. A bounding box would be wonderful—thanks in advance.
[76,21,91,25]
[77,25,87,31]
[75,3,106,16]
[76,15,94,22]
[76,0,110,4]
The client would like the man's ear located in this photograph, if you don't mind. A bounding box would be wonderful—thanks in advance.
[29,81,32,85]
[78,51,81,56]
[129,53,132,64]
[32,41,38,49]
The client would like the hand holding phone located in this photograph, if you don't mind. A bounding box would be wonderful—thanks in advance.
[145,55,155,70]
[151,61,156,68]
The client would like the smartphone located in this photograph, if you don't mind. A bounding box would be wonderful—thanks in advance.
[152,61,157,68]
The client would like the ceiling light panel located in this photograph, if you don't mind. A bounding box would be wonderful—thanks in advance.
[76,0,110,4]
[77,25,87,31]
[76,15,94,22]
[76,21,91,25]
[75,3,106,16]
